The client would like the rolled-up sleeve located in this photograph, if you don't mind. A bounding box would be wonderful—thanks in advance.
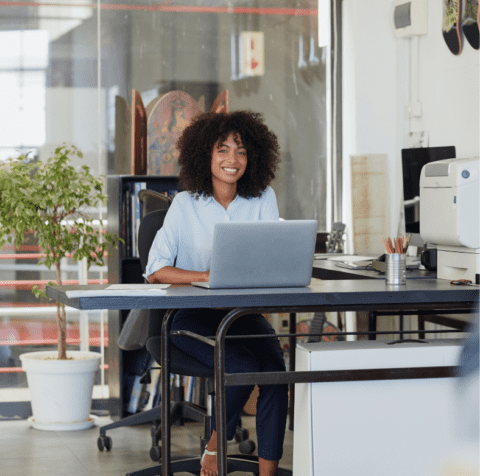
[144,198,180,277]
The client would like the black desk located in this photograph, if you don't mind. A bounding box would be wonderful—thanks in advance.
[312,260,468,339]
[47,280,477,476]
[47,279,472,311]
[312,258,436,280]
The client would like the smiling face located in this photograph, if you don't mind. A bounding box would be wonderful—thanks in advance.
[210,132,247,193]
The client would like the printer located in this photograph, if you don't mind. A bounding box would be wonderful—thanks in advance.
[420,156,479,281]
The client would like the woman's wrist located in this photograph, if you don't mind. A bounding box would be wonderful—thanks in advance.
[149,267,210,284]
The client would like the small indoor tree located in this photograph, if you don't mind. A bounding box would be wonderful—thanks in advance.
[0,145,120,360]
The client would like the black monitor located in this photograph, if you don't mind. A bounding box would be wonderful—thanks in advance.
[401,146,456,245]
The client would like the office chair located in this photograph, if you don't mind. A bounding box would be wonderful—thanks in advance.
[308,222,347,339]
[98,193,173,454]
[126,208,292,476]
[98,207,214,457]
[325,221,345,253]
[98,196,219,456]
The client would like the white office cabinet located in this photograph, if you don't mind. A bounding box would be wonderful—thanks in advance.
[293,339,462,476]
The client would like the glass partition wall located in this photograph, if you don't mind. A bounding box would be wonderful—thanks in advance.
[0,1,330,417]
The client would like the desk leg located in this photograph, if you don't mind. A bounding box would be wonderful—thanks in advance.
[161,309,177,476]
[369,312,377,340]
[418,315,425,340]
[215,308,257,476]
[288,313,296,431]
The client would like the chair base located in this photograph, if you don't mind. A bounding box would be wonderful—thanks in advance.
[98,400,207,456]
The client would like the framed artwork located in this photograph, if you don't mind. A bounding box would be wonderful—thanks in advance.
[131,89,147,175]
[146,91,202,176]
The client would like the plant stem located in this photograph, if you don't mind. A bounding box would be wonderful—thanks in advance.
[55,261,67,360]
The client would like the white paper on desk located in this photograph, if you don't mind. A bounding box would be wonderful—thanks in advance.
[106,284,170,291]
[65,284,170,298]
[326,255,376,262]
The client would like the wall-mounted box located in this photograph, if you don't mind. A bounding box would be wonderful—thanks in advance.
[394,0,428,37]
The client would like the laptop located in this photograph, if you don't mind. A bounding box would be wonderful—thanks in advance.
[192,220,318,289]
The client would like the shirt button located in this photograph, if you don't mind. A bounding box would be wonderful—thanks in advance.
[225,214,229,220]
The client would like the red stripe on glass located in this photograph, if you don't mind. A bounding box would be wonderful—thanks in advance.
[0,2,317,16]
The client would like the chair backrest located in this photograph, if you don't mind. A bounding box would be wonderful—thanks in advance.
[138,189,172,218]
[326,221,346,253]
[136,208,170,339]
[138,208,170,273]
[118,207,170,351]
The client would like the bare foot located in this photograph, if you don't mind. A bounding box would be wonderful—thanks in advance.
[201,430,218,476]
[200,450,217,476]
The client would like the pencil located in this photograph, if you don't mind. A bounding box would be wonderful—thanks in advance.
[381,236,387,253]
[382,236,391,254]
[388,237,394,254]
[404,234,412,253]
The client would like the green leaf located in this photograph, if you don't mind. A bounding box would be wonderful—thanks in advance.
[0,144,121,353]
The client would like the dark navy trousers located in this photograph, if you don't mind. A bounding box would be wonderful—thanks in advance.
[171,309,288,461]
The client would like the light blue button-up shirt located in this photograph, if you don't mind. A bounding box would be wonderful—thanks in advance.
[145,186,279,277]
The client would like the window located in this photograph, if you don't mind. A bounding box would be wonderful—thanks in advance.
[0,30,48,161]
[0,0,333,417]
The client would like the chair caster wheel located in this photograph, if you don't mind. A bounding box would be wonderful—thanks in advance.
[97,435,112,452]
[239,439,256,455]
[150,445,162,462]
[235,427,249,442]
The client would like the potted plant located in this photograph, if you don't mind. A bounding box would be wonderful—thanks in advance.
[0,145,120,430]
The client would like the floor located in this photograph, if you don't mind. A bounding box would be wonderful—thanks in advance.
[0,414,293,476]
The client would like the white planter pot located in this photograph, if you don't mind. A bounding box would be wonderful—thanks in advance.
[20,350,101,431]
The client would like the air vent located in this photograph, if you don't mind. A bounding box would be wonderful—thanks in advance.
[424,162,449,177]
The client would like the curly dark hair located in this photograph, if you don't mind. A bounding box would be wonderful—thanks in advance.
[177,110,280,199]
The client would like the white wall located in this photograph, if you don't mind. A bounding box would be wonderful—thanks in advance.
[342,0,480,247]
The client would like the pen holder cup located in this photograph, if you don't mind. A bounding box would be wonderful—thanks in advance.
[385,254,406,285]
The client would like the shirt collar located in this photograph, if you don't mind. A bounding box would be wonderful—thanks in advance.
[199,193,242,207]
[199,193,215,207]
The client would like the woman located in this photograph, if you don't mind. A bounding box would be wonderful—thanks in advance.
[146,110,288,476]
